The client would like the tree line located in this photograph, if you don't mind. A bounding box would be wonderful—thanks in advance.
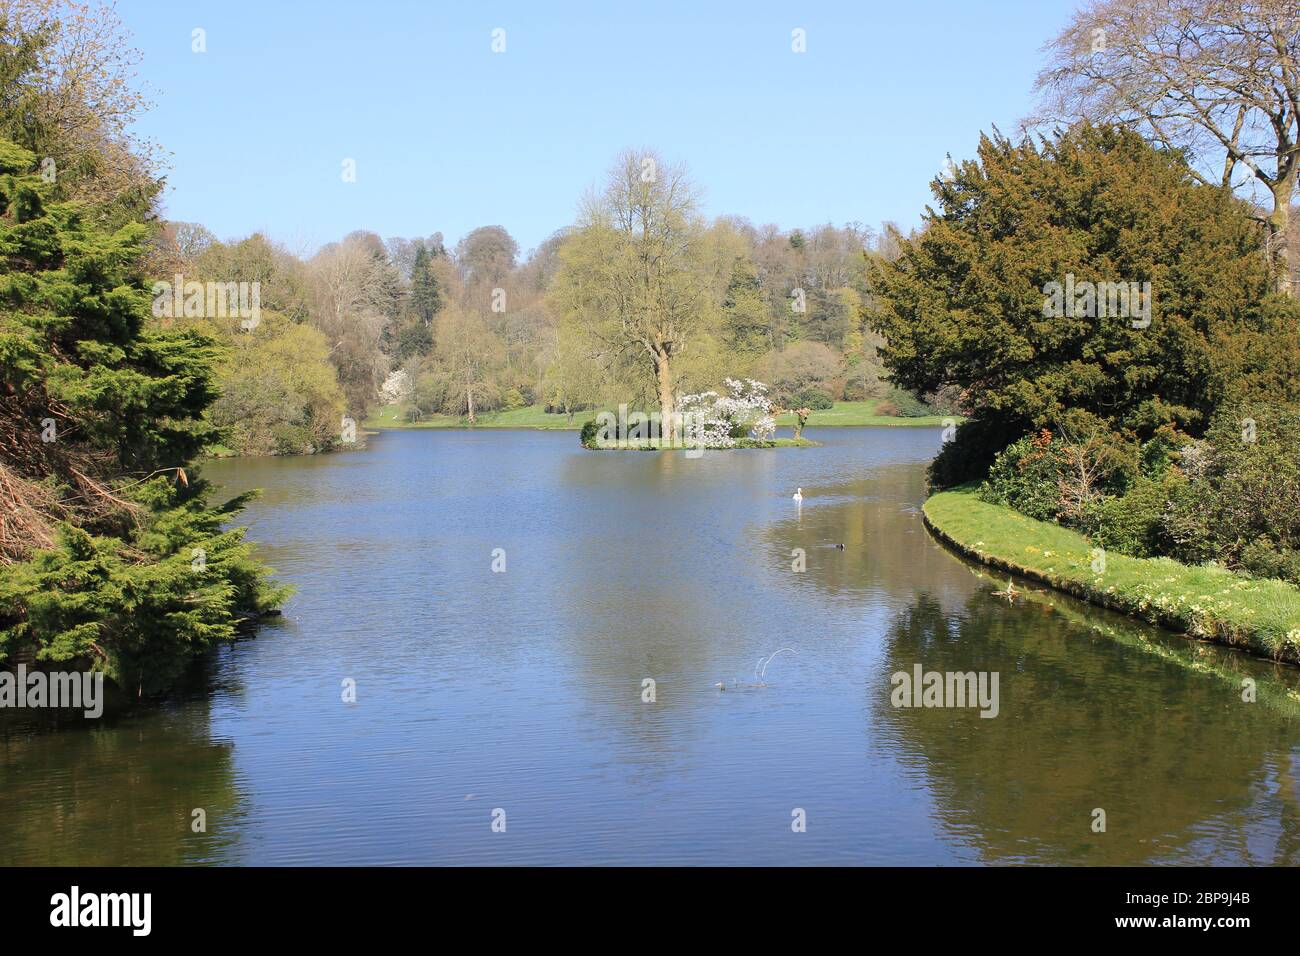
[151,178,920,453]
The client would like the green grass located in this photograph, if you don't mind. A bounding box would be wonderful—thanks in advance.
[367,400,956,432]
[364,404,580,430]
[775,400,954,428]
[923,485,1300,663]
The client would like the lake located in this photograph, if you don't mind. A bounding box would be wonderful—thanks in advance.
[3,428,1298,865]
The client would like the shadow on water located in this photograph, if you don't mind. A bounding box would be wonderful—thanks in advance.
[876,590,1300,864]
[759,461,976,608]
[0,663,249,865]
[760,458,1300,865]
[0,613,276,864]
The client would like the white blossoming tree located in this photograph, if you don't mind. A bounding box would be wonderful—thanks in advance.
[677,378,776,447]
[379,368,412,405]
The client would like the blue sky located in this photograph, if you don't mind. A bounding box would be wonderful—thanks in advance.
[119,0,1078,257]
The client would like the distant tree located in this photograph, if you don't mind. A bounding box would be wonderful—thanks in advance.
[201,312,347,456]
[307,234,402,412]
[755,340,843,406]
[517,230,569,293]
[748,224,801,349]
[455,225,519,290]
[153,231,349,456]
[542,328,604,422]
[193,232,311,323]
[721,257,770,354]
[409,242,442,326]
[552,150,712,438]
[391,321,433,362]
[803,286,853,349]
[384,233,446,277]
[1034,0,1300,294]
[422,307,504,423]
[174,222,214,261]
[143,221,213,277]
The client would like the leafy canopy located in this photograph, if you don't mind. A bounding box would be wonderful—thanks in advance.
[869,124,1297,485]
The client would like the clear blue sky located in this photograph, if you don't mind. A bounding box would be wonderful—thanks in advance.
[120,0,1079,257]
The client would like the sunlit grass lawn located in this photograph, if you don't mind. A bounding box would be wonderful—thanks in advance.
[364,404,578,429]
[775,400,953,428]
[924,485,1300,662]
[367,400,956,431]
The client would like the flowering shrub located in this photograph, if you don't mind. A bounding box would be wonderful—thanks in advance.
[979,430,1068,521]
[379,368,412,405]
[678,378,776,447]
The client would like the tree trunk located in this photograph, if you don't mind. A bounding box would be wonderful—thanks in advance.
[466,380,476,424]
[1269,178,1294,297]
[653,348,675,442]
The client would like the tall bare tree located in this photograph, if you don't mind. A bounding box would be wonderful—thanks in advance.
[428,306,503,423]
[307,234,401,412]
[1034,0,1300,293]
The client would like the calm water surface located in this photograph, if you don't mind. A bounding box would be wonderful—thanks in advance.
[3,428,1299,865]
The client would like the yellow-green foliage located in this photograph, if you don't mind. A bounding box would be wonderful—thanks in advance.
[195,310,347,456]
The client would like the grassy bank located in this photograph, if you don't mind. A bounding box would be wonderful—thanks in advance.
[366,400,955,431]
[923,485,1300,664]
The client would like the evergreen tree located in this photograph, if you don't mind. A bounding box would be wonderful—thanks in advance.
[409,241,442,327]
[870,124,1298,487]
[0,140,288,695]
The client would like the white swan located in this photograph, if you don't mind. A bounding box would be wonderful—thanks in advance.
[792,487,803,503]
